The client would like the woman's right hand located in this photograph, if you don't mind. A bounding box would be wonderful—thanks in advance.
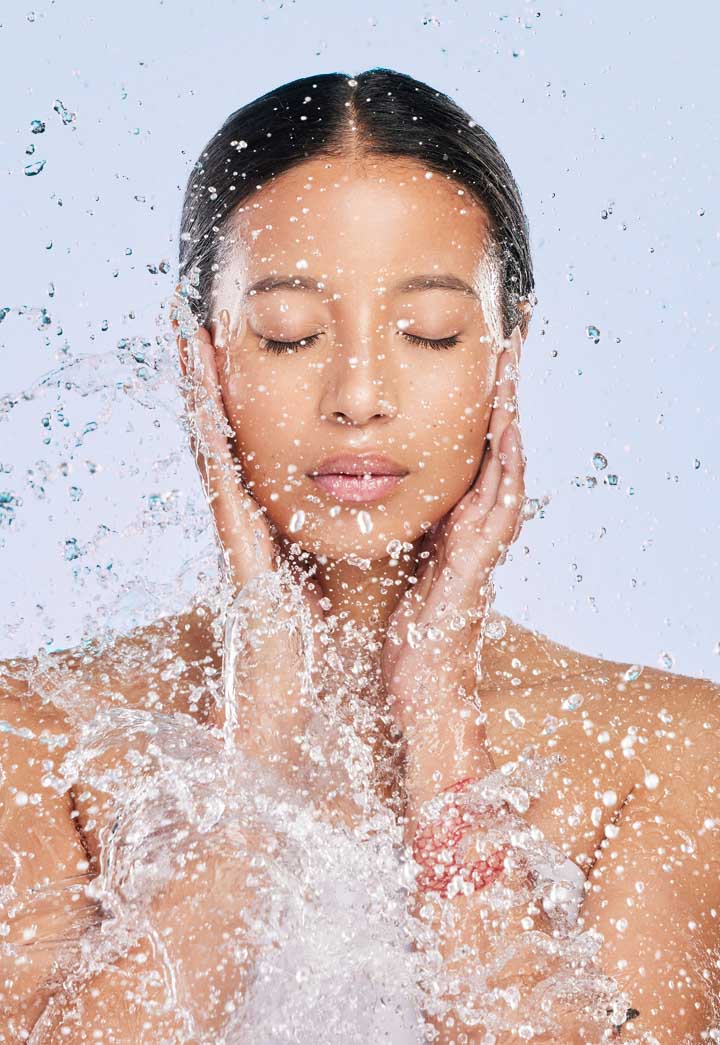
[172,304,331,788]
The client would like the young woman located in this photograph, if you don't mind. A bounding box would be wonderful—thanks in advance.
[1,68,718,1043]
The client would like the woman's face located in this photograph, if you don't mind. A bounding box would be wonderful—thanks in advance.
[208,155,514,563]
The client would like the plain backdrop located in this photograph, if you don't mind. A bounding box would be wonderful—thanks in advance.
[0,0,718,682]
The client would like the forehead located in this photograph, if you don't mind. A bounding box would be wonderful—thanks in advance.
[221,156,492,282]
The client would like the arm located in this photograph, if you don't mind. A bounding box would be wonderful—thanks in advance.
[0,671,100,1040]
[402,676,720,1044]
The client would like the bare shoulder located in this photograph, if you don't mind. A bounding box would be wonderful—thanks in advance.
[486,612,720,781]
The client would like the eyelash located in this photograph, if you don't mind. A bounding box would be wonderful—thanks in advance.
[259,332,462,355]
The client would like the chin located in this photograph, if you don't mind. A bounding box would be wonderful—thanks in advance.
[274,512,434,564]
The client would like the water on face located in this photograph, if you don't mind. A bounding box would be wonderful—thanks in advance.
[1,274,636,1042]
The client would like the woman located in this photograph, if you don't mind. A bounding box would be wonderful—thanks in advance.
[1,68,718,1043]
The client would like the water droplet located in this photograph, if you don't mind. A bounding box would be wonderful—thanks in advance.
[485,618,507,640]
[592,452,607,471]
[585,324,601,342]
[69,486,83,502]
[606,473,618,486]
[561,692,584,711]
[53,98,76,126]
[0,492,19,527]
[658,651,674,670]
[357,510,373,535]
[288,510,305,533]
[25,142,35,156]
[644,772,660,790]
[504,708,525,728]
[385,539,403,559]
[0,308,10,323]
[295,258,309,270]
[24,159,46,176]
[64,537,81,561]
[694,458,701,470]
[623,664,643,682]
[422,14,441,26]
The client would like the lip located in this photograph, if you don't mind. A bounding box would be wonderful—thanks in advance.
[310,473,405,503]
[310,453,408,477]
[307,453,409,504]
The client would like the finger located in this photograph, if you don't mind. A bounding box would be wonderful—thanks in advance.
[484,324,522,460]
[187,318,275,588]
[488,418,526,563]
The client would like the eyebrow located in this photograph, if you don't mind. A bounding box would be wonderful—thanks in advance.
[244,273,478,298]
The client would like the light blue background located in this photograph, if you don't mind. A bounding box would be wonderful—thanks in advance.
[1,0,718,682]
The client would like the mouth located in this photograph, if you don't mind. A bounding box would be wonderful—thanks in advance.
[307,453,409,504]
[309,473,406,503]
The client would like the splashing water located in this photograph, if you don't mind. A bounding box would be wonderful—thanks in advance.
[0,270,638,1042]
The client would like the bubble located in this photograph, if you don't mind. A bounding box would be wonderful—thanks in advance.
[385,539,403,558]
[644,772,660,790]
[592,452,607,471]
[295,259,309,270]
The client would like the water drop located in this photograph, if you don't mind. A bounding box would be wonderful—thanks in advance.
[24,159,46,176]
[623,664,643,682]
[357,511,373,535]
[585,324,601,342]
[0,492,19,527]
[561,693,584,711]
[64,537,81,561]
[658,651,674,670]
[592,452,607,471]
[295,258,309,270]
[0,308,10,323]
[385,539,404,558]
[53,98,76,126]
[504,708,525,728]
[485,619,507,641]
[288,510,305,533]
[30,118,45,134]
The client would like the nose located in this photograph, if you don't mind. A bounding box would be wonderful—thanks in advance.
[319,327,398,427]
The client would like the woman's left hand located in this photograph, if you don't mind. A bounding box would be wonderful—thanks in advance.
[381,324,526,807]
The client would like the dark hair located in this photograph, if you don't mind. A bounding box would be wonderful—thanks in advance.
[178,67,534,339]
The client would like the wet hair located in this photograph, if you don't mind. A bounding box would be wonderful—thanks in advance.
[178,67,535,340]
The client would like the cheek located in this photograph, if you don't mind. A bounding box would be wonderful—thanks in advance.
[222,368,306,479]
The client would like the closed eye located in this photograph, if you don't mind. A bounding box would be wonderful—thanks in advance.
[259,331,462,355]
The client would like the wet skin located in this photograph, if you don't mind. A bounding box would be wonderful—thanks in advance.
[1,155,718,1040]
